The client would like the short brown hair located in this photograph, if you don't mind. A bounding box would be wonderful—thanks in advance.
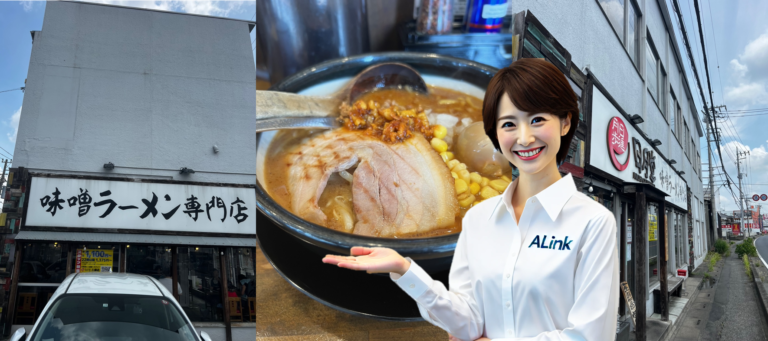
[482,58,579,166]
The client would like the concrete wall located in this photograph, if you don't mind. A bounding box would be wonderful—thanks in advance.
[14,1,256,185]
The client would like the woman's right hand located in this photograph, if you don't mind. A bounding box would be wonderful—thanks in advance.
[322,247,411,276]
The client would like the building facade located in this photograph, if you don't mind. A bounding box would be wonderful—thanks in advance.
[0,2,255,340]
[500,0,707,337]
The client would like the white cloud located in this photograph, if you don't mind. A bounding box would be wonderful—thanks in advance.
[741,31,768,81]
[75,0,246,17]
[7,107,20,144]
[730,59,748,81]
[19,0,36,12]
[724,82,768,107]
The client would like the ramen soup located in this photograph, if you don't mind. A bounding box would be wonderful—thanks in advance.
[264,86,512,238]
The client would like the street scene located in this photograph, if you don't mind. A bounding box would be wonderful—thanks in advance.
[1,0,767,340]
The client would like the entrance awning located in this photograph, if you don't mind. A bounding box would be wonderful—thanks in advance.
[15,231,255,247]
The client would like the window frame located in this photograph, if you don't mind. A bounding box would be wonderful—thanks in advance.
[595,0,643,72]
[646,37,661,109]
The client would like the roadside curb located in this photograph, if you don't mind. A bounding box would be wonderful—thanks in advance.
[752,236,768,328]
[755,236,768,269]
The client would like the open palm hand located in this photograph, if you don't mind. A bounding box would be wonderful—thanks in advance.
[322,247,410,275]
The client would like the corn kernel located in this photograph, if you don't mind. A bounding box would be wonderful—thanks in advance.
[470,172,483,184]
[459,194,476,208]
[400,109,415,117]
[489,179,509,192]
[480,186,500,200]
[458,169,471,184]
[368,100,377,109]
[356,101,367,110]
[381,108,395,120]
[457,191,471,201]
[501,175,511,182]
[471,201,479,207]
[446,159,460,169]
[451,172,458,179]
[455,179,468,194]
[431,138,448,153]
[452,163,467,172]
[469,182,481,195]
[439,151,454,162]
[433,125,448,139]
[481,177,490,187]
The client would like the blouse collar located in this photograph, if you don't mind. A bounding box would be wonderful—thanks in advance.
[488,173,578,222]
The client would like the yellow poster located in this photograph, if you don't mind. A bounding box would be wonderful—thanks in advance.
[649,215,658,242]
[76,249,114,273]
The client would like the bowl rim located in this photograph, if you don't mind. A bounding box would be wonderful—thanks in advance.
[256,51,499,257]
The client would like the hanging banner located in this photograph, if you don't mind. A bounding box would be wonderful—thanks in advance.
[76,249,114,273]
[649,214,658,241]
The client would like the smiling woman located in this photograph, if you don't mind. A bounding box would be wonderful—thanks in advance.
[324,59,619,341]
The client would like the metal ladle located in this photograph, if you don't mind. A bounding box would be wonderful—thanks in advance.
[256,63,428,132]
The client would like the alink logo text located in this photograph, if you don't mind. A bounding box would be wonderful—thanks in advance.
[528,235,573,250]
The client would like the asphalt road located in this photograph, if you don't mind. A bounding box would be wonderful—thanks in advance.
[757,237,768,267]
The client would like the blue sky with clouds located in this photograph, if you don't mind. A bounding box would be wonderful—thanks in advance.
[0,0,256,175]
[666,0,768,213]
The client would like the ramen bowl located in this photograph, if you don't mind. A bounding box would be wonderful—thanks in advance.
[256,52,498,273]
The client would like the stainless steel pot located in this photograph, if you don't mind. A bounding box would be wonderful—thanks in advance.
[256,52,498,273]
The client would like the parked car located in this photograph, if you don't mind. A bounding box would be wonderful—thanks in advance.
[11,272,212,341]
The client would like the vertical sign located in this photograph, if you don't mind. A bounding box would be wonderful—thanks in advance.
[665,218,669,261]
[621,281,636,326]
[649,215,658,241]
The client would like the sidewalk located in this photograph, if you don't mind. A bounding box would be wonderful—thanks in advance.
[629,256,707,341]
[665,239,768,341]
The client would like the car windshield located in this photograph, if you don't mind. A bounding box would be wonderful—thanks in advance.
[31,294,198,341]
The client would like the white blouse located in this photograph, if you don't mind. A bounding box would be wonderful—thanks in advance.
[390,173,619,340]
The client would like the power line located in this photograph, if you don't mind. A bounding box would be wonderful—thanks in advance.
[0,146,13,158]
[705,0,726,107]
[0,88,24,94]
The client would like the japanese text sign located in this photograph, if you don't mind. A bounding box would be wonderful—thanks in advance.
[27,178,255,234]
[589,87,687,209]
[76,249,113,273]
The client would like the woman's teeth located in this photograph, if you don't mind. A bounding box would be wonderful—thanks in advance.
[517,147,542,157]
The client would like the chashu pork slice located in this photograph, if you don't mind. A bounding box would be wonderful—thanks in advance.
[285,129,458,237]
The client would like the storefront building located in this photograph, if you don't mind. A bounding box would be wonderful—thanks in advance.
[504,0,708,339]
[0,2,255,340]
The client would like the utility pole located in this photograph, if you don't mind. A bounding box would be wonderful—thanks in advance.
[0,159,8,199]
[707,106,725,241]
[737,150,750,237]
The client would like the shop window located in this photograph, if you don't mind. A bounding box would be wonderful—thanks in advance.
[69,244,121,274]
[19,242,67,284]
[14,286,58,325]
[226,248,256,322]
[177,247,223,322]
[583,183,614,211]
[648,203,659,288]
[127,245,175,293]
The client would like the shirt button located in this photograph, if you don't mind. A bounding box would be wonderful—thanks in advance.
[506,273,511,279]
[409,284,415,289]
[508,329,513,335]
[506,301,511,308]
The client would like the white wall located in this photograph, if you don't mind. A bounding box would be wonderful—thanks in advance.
[14,1,256,185]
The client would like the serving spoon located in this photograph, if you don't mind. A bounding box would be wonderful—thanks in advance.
[256,63,428,133]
